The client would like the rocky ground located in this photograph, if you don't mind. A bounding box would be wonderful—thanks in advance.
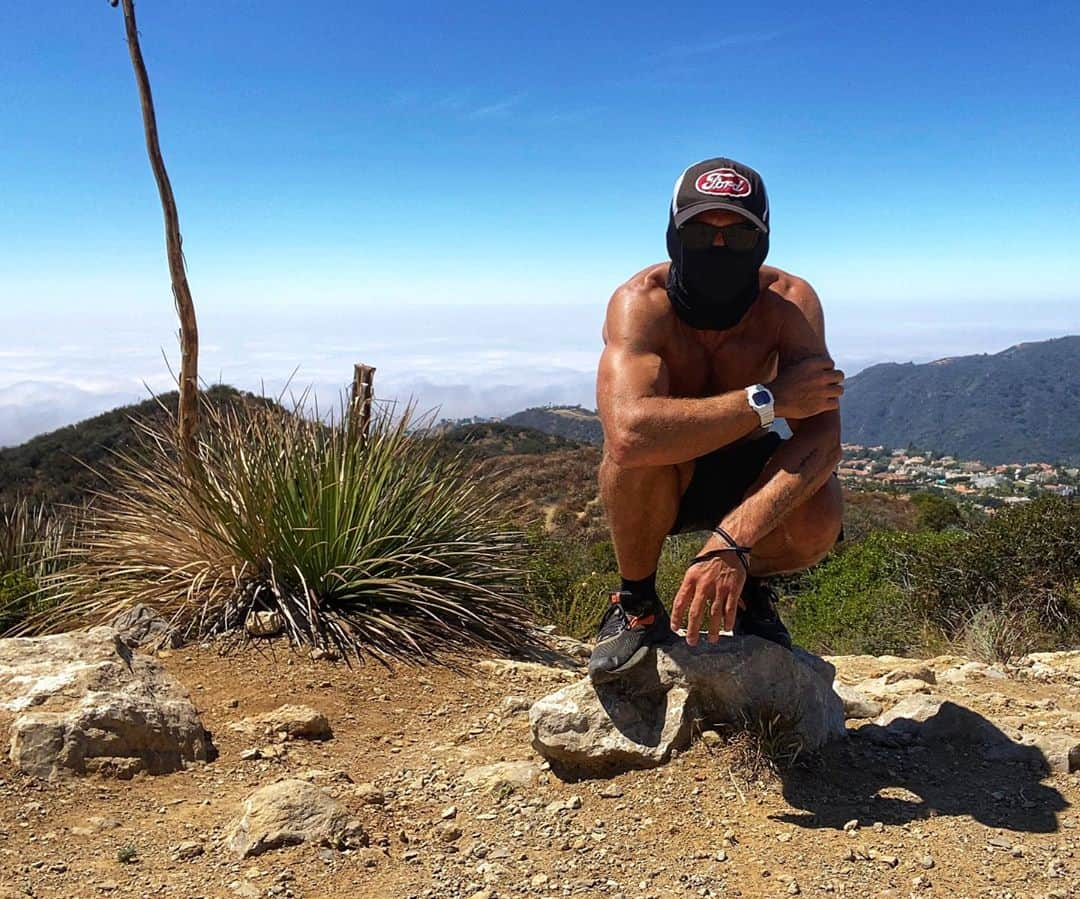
[0,631,1077,899]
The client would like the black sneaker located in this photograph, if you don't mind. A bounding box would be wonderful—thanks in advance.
[734,578,793,650]
[588,591,672,683]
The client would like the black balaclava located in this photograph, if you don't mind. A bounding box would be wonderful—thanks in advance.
[665,157,771,331]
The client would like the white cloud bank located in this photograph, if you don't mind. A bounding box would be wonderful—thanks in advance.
[1,299,1076,448]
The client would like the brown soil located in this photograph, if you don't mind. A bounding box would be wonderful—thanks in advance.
[0,641,1076,899]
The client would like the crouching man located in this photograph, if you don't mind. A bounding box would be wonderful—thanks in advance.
[590,157,845,682]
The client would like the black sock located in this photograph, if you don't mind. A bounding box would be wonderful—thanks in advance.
[620,571,658,612]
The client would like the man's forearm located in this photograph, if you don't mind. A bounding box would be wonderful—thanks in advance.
[611,391,763,468]
[712,412,841,550]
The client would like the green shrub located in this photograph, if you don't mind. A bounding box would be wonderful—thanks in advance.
[909,490,964,531]
[22,395,537,663]
[0,500,71,633]
[790,496,1080,660]
[908,495,1080,655]
[524,528,614,640]
[524,528,706,639]
[789,531,952,656]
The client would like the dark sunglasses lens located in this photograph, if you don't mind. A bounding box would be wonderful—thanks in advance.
[678,222,717,250]
[723,225,761,251]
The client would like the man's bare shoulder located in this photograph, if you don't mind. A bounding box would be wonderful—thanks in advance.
[602,263,676,346]
[762,265,824,334]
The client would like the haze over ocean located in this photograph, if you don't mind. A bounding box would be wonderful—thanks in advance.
[2,2,1078,446]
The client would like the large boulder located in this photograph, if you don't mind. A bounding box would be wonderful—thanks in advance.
[0,626,213,779]
[529,637,845,775]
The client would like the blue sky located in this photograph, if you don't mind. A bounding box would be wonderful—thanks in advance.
[1,1,1078,445]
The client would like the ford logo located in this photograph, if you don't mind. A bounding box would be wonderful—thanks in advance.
[694,168,751,197]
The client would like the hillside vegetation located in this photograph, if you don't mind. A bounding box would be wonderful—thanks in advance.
[842,335,1080,465]
[0,385,277,508]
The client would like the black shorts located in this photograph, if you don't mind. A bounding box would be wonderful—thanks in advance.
[668,432,783,535]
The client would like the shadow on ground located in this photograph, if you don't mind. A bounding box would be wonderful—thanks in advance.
[775,703,1068,833]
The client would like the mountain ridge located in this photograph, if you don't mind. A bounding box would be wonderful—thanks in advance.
[841,335,1080,465]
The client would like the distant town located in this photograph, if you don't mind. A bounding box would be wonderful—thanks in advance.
[839,444,1079,507]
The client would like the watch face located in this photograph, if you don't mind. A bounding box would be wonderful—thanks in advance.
[752,389,772,406]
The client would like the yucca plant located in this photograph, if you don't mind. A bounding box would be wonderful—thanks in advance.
[21,392,539,663]
[0,500,72,632]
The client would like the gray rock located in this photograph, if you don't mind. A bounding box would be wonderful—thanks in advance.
[1024,732,1080,774]
[351,782,385,805]
[109,604,184,650]
[245,611,284,638]
[867,695,1051,769]
[226,778,367,858]
[937,661,1007,684]
[1015,650,1080,683]
[529,638,845,774]
[249,704,331,741]
[874,695,1023,746]
[882,664,936,686]
[0,627,213,779]
[461,760,542,793]
[172,841,204,860]
[833,681,883,719]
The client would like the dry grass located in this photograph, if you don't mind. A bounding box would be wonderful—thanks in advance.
[17,393,540,664]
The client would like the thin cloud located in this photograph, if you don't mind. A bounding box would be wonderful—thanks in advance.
[466,93,526,119]
[387,90,526,121]
[655,30,786,58]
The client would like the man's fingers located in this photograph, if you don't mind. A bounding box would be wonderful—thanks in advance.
[671,577,693,632]
[723,587,741,632]
[685,585,710,646]
[707,590,725,643]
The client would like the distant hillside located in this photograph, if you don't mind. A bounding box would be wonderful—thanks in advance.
[842,336,1080,465]
[438,422,584,460]
[0,386,277,508]
[503,405,603,445]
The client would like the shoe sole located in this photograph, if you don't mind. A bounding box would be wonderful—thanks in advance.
[588,644,651,684]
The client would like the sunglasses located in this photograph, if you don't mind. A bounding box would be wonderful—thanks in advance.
[678,220,763,252]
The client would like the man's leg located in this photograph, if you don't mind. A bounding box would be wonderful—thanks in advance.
[598,454,694,579]
[587,454,692,681]
[748,473,843,576]
[598,431,843,655]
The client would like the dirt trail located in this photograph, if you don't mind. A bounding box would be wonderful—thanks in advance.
[0,640,1076,899]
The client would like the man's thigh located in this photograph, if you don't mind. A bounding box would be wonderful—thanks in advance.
[668,433,784,535]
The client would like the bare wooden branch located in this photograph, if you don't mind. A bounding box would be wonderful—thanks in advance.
[118,0,200,468]
[351,364,376,443]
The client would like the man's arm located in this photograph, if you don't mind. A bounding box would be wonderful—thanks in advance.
[597,283,760,468]
[670,278,844,644]
[715,278,843,550]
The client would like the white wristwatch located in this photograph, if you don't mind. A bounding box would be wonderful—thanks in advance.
[745,384,775,429]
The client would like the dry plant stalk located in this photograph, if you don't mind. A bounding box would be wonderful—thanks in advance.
[114,0,200,467]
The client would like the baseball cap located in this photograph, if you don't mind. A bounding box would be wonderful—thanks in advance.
[671,157,769,234]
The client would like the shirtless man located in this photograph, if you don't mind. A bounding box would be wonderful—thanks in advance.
[589,157,845,682]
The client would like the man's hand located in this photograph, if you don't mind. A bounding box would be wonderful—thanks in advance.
[671,552,747,645]
[767,355,844,420]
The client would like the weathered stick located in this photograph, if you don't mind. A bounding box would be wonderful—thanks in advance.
[351,364,376,443]
[117,0,200,469]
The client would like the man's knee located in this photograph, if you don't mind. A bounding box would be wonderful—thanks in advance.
[785,477,844,569]
[600,452,694,501]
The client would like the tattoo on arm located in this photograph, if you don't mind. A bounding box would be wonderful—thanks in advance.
[797,447,820,470]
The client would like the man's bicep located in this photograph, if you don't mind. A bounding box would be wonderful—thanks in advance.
[597,343,669,427]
